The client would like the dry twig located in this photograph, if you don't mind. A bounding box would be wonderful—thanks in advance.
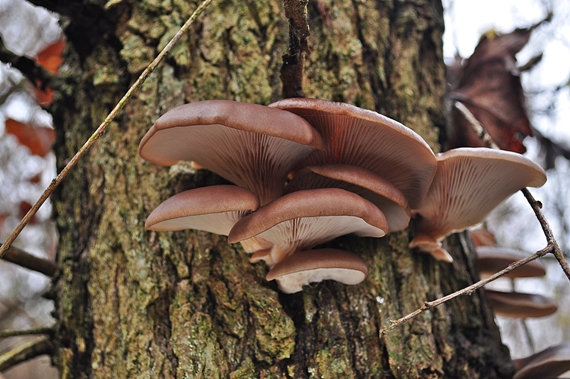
[0,242,57,277]
[0,327,53,339]
[0,0,215,259]
[0,338,52,372]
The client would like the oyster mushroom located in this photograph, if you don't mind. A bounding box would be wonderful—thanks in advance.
[265,249,368,293]
[476,246,546,279]
[269,98,437,209]
[145,185,259,236]
[228,188,388,267]
[486,289,558,318]
[285,164,411,232]
[139,100,324,205]
[513,342,570,379]
[410,148,546,262]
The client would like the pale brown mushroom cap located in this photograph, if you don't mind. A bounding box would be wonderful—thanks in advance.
[410,148,546,259]
[139,100,324,205]
[265,249,368,293]
[513,342,570,379]
[228,188,388,265]
[476,246,546,278]
[145,185,258,236]
[269,98,437,209]
[486,289,558,318]
[469,228,497,247]
[407,235,453,262]
[285,164,411,232]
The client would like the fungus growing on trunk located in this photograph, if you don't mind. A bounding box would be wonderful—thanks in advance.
[228,188,388,266]
[139,100,324,205]
[486,289,558,318]
[409,148,546,262]
[145,185,259,236]
[265,249,368,293]
[269,98,437,209]
[476,246,546,278]
[285,164,411,232]
[513,342,570,379]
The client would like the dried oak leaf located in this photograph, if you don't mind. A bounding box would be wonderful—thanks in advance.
[5,118,55,157]
[449,28,535,153]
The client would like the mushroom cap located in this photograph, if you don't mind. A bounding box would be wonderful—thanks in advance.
[265,248,368,293]
[139,100,324,205]
[476,246,546,278]
[145,185,259,236]
[269,98,437,209]
[228,188,388,265]
[285,164,411,232]
[407,235,453,262]
[513,342,570,379]
[486,289,558,318]
[410,148,546,254]
[469,228,497,247]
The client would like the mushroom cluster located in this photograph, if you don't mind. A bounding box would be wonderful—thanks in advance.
[139,98,546,293]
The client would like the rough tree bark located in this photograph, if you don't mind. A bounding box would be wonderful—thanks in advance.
[38,0,514,377]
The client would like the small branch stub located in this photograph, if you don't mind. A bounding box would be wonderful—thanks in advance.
[281,0,310,98]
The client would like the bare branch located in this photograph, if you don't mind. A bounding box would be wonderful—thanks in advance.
[522,188,570,280]
[0,0,216,259]
[1,242,57,277]
[0,327,53,339]
[381,245,552,335]
[0,338,52,372]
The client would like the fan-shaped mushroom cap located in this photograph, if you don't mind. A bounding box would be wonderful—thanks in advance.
[228,188,388,266]
[269,98,436,209]
[145,185,259,236]
[265,249,368,293]
[476,246,546,278]
[513,342,570,379]
[486,289,558,318]
[139,100,324,205]
[285,164,411,232]
[410,148,546,261]
[469,228,497,247]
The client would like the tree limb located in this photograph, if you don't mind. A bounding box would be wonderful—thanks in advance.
[0,338,52,372]
[0,327,53,339]
[1,242,57,277]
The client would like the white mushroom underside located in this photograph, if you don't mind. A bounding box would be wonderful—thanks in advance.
[275,268,367,294]
[416,150,546,241]
[280,112,436,209]
[140,124,317,205]
[255,215,386,264]
[148,210,251,236]
[286,167,410,232]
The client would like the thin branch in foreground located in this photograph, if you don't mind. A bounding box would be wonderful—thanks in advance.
[0,338,52,372]
[0,0,215,259]
[522,188,570,280]
[0,327,53,339]
[0,243,57,277]
[380,245,552,335]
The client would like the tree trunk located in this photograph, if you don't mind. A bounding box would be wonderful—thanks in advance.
[43,0,514,377]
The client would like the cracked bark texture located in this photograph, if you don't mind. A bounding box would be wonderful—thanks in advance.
[47,0,514,377]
